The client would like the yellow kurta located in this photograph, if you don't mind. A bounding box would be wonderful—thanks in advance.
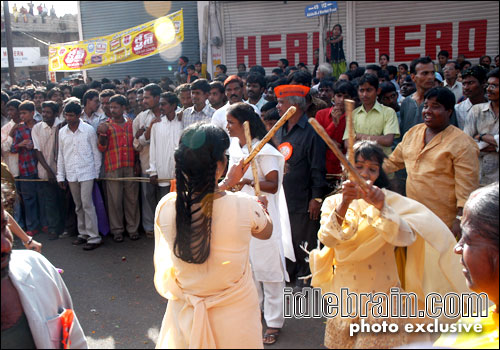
[316,191,416,349]
[434,305,499,349]
[309,189,470,349]
[383,124,479,227]
[153,192,268,349]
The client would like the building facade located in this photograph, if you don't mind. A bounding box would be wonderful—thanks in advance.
[1,12,78,83]
[78,1,200,81]
[199,1,499,76]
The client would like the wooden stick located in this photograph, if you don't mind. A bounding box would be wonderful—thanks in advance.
[345,99,355,165]
[244,106,296,165]
[243,121,261,196]
[308,118,369,191]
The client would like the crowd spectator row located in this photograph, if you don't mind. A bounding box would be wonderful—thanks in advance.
[1,52,498,254]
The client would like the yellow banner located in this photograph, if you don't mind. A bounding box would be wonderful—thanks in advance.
[49,10,184,72]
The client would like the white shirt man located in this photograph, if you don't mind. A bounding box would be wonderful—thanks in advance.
[444,80,464,102]
[8,250,88,349]
[132,109,156,175]
[81,109,107,132]
[148,116,183,198]
[33,110,43,123]
[31,118,61,179]
[57,121,101,183]
[463,101,499,186]
[57,118,102,246]
[1,119,19,177]
[211,101,260,132]
[245,95,267,111]
[454,98,473,130]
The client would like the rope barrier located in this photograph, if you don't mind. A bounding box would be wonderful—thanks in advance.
[14,177,172,183]
[14,173,344,182]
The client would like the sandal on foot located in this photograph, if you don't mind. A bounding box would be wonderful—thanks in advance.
[129,233,140,241]
[113,234,124,243]
[263,328,280,345]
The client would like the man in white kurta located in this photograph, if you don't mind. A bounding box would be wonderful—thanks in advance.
[228,137,295,332]
[148,92,184,200]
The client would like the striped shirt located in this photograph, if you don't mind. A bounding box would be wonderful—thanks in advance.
[98,118,135,172]
[182,103,215,129]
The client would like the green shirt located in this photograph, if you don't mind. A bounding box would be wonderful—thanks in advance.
[343,101,400,155]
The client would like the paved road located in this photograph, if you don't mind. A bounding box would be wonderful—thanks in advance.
[18,232,326,349]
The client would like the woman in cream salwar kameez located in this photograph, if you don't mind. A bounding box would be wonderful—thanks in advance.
[225,103,295,344]
[154,123,273,349]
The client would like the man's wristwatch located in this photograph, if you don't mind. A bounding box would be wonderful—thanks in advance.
[314,198,323,204]
[479,133,486,141]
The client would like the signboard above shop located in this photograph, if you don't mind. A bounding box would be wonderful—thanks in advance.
[305,1,338,18]
[1,47,48,68]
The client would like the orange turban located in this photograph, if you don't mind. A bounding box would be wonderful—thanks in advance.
[274,85,310,98]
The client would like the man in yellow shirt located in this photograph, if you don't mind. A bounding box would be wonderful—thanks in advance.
[384,87,479,238]
[343,74,400,155]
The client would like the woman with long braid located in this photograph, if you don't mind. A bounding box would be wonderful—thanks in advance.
[153,123,272,348]
[226,103,295,345]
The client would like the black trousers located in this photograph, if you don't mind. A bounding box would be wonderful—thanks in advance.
[286,212,320,285]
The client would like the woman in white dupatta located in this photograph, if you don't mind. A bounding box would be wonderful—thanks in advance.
[226,103,295,345]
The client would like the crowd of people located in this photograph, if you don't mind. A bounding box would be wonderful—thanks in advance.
[10,2,57,23]
[1,47,499,348]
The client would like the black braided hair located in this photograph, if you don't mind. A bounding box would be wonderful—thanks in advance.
[174,123,230,264]
[227,102,276,148]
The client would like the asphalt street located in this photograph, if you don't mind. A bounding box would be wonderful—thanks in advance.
[15,232,326,349]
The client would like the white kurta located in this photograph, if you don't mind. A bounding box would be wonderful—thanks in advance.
[147,116,183,187]
[228,137,295,282]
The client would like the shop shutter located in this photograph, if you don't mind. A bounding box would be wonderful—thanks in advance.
[221,1,347,75]
[354,1,499,67]
[79,1,199,81]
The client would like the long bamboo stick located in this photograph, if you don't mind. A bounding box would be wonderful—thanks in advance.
[243,106,296,165]
[308,118,369,191]
[243,121,261,196]
[345,98,355,164]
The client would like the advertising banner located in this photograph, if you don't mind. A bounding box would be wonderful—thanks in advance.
[48,9,184,71]
[1,47,47,67]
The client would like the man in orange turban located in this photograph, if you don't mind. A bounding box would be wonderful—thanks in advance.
[275,85,328,292]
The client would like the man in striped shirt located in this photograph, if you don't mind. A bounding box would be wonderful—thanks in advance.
[181,79,214,128]
[10,101,40,236]
[97,94,140,243]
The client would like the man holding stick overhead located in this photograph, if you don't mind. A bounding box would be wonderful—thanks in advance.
[275,85,327,292]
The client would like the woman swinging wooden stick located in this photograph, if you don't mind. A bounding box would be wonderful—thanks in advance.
[226,103,295,345]
[306,122,470,349]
